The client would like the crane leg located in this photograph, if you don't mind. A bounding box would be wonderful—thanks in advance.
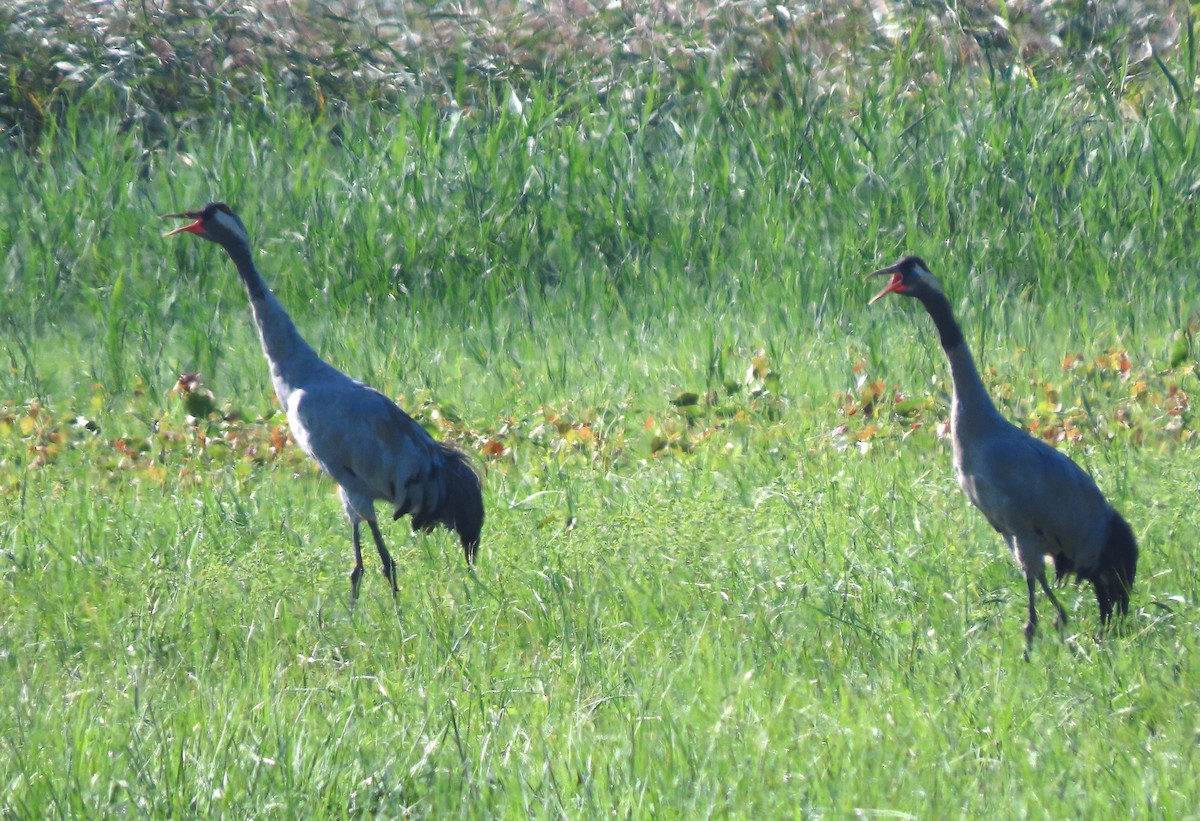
[350,521,365,600]
[366,518,398,597]
[1024,575,1039,658]
[1037,572,1068,631]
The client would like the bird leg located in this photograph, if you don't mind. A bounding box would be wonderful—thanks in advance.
[350,520,365,601]
[366,518,398,597]
[1024,570,1071,659]
[1024,575,1039,657]
[1037,572,1069,632]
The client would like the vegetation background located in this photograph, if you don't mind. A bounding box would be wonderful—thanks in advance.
[1,0,1198,817]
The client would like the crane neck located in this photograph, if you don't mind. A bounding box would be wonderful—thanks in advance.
[918,289,963,351]
[222,239,270,301]
[222,240,328,402]
[919,289,996,415]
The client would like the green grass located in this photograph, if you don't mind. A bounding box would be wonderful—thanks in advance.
[2,16,1200,818]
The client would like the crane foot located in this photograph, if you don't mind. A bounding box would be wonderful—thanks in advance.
[1023,619,1037,659]
[381,564,398,598]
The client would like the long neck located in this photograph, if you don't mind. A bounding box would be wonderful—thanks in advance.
[224,241,328,404]
[919,289,996,416]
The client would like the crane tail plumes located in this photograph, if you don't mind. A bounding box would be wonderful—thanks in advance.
[1095,510,1138,623]
[1052,509,1138,625]
[396,445,484,564]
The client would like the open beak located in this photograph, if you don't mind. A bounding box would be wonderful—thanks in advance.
[867,265,905,304]
[161,210,206,238]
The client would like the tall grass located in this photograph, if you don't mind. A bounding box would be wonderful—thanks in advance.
[2,5,1199,818]
[5,60,1198,365]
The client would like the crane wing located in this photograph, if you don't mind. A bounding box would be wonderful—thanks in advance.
[285,376,483,561]
[286,378,436,496]
[957,425,1113,565]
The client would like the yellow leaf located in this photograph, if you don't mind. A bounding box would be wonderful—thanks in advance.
[856,424,880,441]
[749,349,770,379]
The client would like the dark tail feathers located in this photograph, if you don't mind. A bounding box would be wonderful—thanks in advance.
[397,445,484,564]
[1093,510,1138,624]
[1051,509,1137,625]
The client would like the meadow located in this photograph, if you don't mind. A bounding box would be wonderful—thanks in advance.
[2,1,1199,817]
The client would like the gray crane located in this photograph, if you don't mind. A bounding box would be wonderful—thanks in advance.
[164,203,483,599]
[868,256,1137,652]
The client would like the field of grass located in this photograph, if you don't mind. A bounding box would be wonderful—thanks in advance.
[2,3,1200,817]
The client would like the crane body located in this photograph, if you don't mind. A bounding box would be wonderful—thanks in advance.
[869,256,1137,652]
[164,203,483,598]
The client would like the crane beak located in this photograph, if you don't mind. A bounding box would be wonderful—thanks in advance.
[867,265,905,304]
[161,210,206,238]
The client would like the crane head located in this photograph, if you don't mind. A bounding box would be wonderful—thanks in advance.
[867,256,942,304]
[162,202,250,249]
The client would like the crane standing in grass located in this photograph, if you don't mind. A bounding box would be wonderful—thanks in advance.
[164,203,483,599]
[868,256,1137,654]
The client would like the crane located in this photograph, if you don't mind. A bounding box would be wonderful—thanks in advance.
[163,203,484,599]
[868,256,1137,653]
